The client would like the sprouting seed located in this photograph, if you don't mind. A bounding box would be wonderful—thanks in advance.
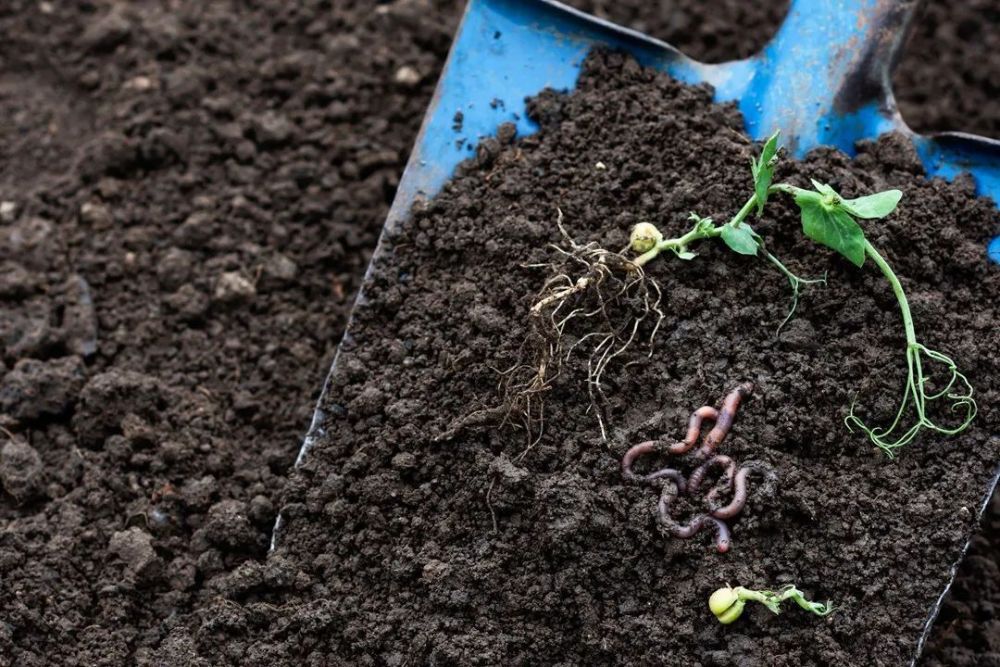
[709,584,834,625]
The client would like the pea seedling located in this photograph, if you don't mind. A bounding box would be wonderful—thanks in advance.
[709,584,834,625]
[503,131,975,455]
[633,132,976,455]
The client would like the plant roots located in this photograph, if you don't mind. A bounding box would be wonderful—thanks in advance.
[499,210,664,446]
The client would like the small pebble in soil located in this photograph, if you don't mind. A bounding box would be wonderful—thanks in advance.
[60,275,98,357]
[213,271,256,304]
[0,200,17,223]
[108,527,162,583]
[394,65,422,87]
[261,252,298,284]
[79,201,113,229]
[124,75,155,91]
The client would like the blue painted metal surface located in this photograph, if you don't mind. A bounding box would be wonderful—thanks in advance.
[389,0,1000,260]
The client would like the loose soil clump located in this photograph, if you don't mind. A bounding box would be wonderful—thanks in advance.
[271,51,1000,665]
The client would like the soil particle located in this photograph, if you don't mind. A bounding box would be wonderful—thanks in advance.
[109,526,163,584]
[0,260,36,299]
[81,7,132,53]
[213,271,257,305]
[0,200,17,223]
[74,370,163,446]
[202,499,264,552]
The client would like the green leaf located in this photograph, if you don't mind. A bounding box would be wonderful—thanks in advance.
[840,189,903,219]
[688,212,715,236]
[750,131,780,215]
[674,250,697,260]
[810,179,838,198]
[795,193,867,267]
[720,222,759,256]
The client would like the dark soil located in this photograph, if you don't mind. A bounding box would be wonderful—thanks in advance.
[893,0,1000,138]
[269,51,1000,665]
[567,0,790,63]
[0,0,996,665]
[0,1,461,665]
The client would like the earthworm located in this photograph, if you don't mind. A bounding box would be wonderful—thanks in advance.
[709,461,777,520]
[666,406,719,455]
[620,382,760,553]
[687,455,735,495]
[657,508,732,553]
[656,483,732,553]
[622,441,686,492]
[696,382,754,458]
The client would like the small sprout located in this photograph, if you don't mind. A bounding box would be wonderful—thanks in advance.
[750,130,780,215]
[709,586,745,624]
[709,585,834,625]
[630,222,663,253]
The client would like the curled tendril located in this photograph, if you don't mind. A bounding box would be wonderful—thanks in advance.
[846,342,977,457]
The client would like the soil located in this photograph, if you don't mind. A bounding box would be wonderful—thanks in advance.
[1,1,461,665]
[893,0,1000,139]
[0,0,996,665]
[268,51,1000,665]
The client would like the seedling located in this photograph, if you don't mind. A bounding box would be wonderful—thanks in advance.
[505,131,975,455]
[709,584,834,625]
[622,384,776,552]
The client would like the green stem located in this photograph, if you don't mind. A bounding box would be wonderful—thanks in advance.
[769,183,806,197]
[633,222,721,267]
[762,249,827,335]
[728,194,758,228]
[845,240,976,455]
[634,193,763,268]
[864,241,917,345]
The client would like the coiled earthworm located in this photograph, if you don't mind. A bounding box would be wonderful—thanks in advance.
[656,499,732,553]
[687,455,736,495]
[657,483,731,553]
[667,406,719,455]
[621,382,762,553]
[622,441,686,492]
[709,461,777,520]
[696,382,753,458]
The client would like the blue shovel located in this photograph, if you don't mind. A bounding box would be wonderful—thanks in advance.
[282,0,1000,661]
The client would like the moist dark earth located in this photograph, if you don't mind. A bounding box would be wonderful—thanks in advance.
[0,1,996,666]
[270,50,1000,665]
